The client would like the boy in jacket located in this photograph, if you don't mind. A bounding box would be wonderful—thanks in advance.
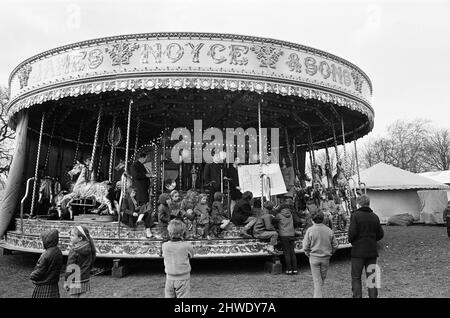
[303,211,339,298]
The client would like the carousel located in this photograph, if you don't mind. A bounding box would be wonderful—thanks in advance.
[0,33,373,258]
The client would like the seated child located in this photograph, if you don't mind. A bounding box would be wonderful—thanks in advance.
[180,190,198,237]
[168,190,182,220]
[157,193,171,240]
[122,187,154,238]
[253,201,278,251]
[210,192,231,237]
[194,193,211,240]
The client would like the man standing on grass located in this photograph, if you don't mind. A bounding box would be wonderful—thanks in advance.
[444,201,450,238]
[348,194,384,298]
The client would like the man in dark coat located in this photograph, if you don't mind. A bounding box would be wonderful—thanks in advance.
[348,194,384,298]
[203,153,224,206]
[444,201,450,238]
[231,191,257,238]
[131,153,150,204]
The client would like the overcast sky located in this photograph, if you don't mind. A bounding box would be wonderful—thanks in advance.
[1,0,449,138]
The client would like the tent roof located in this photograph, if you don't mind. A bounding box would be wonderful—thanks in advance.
[352,162,450,190]
[419,170,450,185]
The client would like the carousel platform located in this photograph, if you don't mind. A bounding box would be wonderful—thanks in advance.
[1,218,351,259]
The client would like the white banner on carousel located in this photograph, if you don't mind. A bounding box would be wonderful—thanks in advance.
[238,163,287,198]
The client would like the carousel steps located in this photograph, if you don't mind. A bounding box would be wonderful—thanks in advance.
[2,219,351,259]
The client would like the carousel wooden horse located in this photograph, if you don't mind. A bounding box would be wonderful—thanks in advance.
[333,161,349,188]
[62,161,116,214]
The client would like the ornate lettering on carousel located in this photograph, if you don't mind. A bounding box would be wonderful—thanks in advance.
[229,44,249,65]
[165,43,184,63]
[186,43,204,63]
[106,42,140,66]
[351,71,364,93]
[208,43,227,64]
[13,40,369,100]
[286,53,302,73]
[141,43,162,64]
[88,48,104,69]
[250,45,284,69]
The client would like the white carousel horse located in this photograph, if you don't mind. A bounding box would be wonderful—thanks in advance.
[62,161,116,215]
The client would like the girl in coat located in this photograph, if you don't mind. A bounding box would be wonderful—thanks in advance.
[64,225,96,297]
[30,229,63,298]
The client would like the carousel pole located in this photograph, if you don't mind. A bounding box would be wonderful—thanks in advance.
[325,143,332,188]
[97,129,107,180]
[108,114,117,182]
[331,119,339,163]
[133,117,141,158]
[43,118,56,175]
[30,112,46,217]
[258,98,264,207]
[89,107,103,181]
[354,131,361,186]
[119,99,133,239]
[341,118,348,177]
[73,121,83,164]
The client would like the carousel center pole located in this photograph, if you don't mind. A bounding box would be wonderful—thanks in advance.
[258,98,264,207]
[119,98,133,239]
[30,112,46,217]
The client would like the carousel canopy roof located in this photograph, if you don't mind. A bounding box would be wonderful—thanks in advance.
[6,32,374,149]
[353,162,450,190]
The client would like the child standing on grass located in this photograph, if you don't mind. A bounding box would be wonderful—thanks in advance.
[302,211,339,298]
[30,229,63,298]
[162,219,195,298]
[274,198,298,275]
[64,225,96,298]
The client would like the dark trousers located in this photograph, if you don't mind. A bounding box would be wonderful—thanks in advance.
[280,237,297,271]
[446,216,450,237]
[123,211,153,229]
[351,257,378,298]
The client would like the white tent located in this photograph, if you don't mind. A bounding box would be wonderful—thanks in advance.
[351,163,449,224]
[419,170,450,200]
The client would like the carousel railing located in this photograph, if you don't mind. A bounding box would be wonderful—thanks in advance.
[20,177,35,233]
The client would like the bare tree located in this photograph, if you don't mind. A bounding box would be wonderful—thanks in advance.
[422,128,450,171]
[0,86,13,188]
[361,119,431,173]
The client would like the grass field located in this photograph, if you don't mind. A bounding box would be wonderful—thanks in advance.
[0,225,449,298]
